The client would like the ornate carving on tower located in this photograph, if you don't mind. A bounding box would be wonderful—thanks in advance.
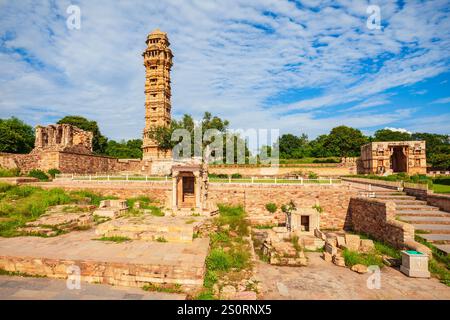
[142,29,173,160]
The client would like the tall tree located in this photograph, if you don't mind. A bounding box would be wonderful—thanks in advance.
[374,129,412,141]
[57,116,108,154]
[0,117,35,154]
[105,139,143,159]
[322,126,369,157]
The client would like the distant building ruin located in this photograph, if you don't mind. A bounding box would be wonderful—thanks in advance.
[358,141,427,175]
[34,124,93,154]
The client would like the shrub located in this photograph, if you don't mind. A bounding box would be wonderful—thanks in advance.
[28,169,49,181]
[0,167,20,177]
[308,172,318,179]
[47,168,61,178]
[207,248,232,271]
[265,202,277,213]
[231,173,242,179]
[312,204,323,213]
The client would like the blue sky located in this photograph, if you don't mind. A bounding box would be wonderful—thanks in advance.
[0,0,449,141]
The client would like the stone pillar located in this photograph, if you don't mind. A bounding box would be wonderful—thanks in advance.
[194,171,201,209]
[172,171,178,210]
[35,126,44,148]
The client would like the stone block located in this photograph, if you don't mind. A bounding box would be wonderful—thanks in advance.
[336,236,346,248]
[322,252,332,262]
[351,264,368,274]
[344,234,360,251]
[332,255,346,267]
[360,239,375,253]
[234,291,257,300]
[400,251,430,278]
[325,242,337,256]
[220,285,237,300]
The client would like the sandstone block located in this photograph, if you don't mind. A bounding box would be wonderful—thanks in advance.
[332,255,346,267]
[220,285,237,300]
[322,252,332,262]
[360,239,375,253]
[325,242,337,256]
[344,234,360,251]
[234,291,257,300]
[336,236,346,248]
[351,264,368,274]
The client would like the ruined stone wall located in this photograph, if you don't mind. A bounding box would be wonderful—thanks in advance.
[348,197,414,249]
[208,165,353,177]
[35,181,358,230]
[426,193,450,213]
[208,184,358,229]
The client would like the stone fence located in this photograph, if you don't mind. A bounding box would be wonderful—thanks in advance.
[348,197,431,255]
[341,177,402,190]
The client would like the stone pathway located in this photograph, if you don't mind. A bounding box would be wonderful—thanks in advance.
[256,253,450,300]
[0,275,185,300]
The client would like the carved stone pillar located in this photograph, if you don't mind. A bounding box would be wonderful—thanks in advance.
[172,171,179,210]
[193,171,201,209]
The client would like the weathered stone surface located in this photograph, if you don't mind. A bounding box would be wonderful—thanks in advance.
[322,252,332,262]
[234,291,257,300]
[325,243,337,256]
[220,285,237,300]
[332,255,346,267]
[351,264,368,274]
[344,234,360,251]
[359,239,375,253]
[336,236,346,248]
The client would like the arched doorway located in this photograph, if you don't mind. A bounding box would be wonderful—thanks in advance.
[390,146,407,173]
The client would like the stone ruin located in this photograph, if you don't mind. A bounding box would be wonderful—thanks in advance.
[255,206,323,266]
[93,200,128,218]
[34,124,94,155]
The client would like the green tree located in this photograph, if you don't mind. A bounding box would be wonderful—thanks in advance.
[322,126,369,157]
[412,133,450,169]
[0,117,35,154]
[374,129,411,141]
[57,116,108,154]
[105,139,143,159]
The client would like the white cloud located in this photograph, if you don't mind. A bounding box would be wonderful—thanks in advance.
[0,0,449,140]
[384,127,412,134]
[431,97,450,104]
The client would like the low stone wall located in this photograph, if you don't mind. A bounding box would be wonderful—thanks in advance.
[404,187,428,201]
[426,193,450,213]
[209,165,354,177]
[348,197,414,249]
[33,181,359,230]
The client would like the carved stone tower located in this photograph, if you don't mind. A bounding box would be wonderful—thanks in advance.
[142,29,173,160]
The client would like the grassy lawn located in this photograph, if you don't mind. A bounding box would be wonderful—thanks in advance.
[433,183,450,194]
[0,183,116,237]
[209,178,340,184]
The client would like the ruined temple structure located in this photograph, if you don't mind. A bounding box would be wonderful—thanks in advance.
[358,141,427,175]
[167,158,217,215]
[142,29,173,161]
[34,124,93,154]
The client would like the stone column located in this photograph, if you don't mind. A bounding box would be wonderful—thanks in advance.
[194,171,201,209]
[172,171,178,210]
[35,126,44,148]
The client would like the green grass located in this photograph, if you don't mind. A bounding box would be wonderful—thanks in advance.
[342,249,384,267]
[414,235,450,286]
[0,168,20,177]
[374,241,402,259]
[253,224,277,229]
[432,183,450,194]
[195,204,253,300]
[95,236,131,243]
[142,283,183,294]
[0,268,46,278]
[155,236,167,242]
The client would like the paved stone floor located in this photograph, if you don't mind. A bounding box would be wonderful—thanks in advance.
[0,275,185,300]
[256,253,450,300]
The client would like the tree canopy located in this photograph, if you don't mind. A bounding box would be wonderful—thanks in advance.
[0,117,35,154]
[57,116,108,154]
[374,128,411,141]
[105,139,143,159]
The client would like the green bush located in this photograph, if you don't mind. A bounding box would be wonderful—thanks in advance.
[0,167,20,177]
[265,202,277,213]
[27,169,49,181]
[207,248,233,271]
[47,168,61,178]
[231,173,242,179]
[308,172,318,179]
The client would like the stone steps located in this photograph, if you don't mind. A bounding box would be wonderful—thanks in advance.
[413,224,450,234]
[399,216,450,225]
[396,210,450,217]
[417,234,450,245]
[435,244,450,255]
[380,200,428,205]
[374,195,415,200]
[395,205,439,211]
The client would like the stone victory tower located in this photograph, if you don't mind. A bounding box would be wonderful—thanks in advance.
[142,29,173,160]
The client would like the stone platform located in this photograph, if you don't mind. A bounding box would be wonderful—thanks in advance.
[95,215,205,243]
[0,230,209,293]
